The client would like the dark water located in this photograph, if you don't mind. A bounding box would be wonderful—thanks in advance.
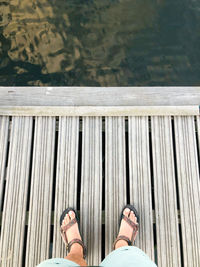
[0,0,200,86]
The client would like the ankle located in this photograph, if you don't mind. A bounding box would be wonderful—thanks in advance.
[115,240,129,250]
[70,243,84,256]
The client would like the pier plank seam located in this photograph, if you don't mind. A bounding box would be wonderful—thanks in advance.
[151,116,181,267]
[0,117,33,267]
[52,117,79,258]
[0,116,9,210]
[197,116,200,164]
[80,117,102,266]
[105,117,127,256]
[174,116,200,267]
[25,117,56,267]
[0,105,198,116]
[0,87,200,106]
[128,116,154,260]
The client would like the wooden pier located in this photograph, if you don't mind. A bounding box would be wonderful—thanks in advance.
[0,87,200,267]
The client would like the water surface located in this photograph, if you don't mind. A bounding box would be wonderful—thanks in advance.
[0,0,200,86]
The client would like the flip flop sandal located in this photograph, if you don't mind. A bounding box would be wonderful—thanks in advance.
[113,204,139,250]
[60,207,87,259]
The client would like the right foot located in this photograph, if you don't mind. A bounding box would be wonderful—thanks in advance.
[61,210,83,256]
[114,208,139,250]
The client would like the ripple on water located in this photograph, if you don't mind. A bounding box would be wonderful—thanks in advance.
[0,0,200,85]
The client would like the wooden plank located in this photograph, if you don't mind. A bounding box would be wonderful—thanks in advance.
[80,117,102,265]
[0,106,198,117]
[0,116,9,210]
[105,117,126,255]
[0,209,183,227]
[151,116,181,267]
[52,117,79,257]
[25,117,56,266]
[0,87,200,106]
[197,116,200,158]
[174,116,200,267]
[0,117,33,267]
[128,116,154,260]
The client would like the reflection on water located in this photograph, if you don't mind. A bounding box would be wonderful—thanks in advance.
[0,0,200,86]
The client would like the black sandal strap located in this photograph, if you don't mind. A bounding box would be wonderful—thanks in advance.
[67,238,87,259]
[113,235,132,250]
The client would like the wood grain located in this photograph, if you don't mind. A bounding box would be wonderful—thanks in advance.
[0,117,33,267]
[0,116,9,210]
[174,116,200,267]
[128,116,154,260]
[25,117,56,267]
[0,87,200,106]
[151,116,181,267]
[105,117,127,255]
[80,117,102,265]
[0,106,198,116]
[52,117,79,258]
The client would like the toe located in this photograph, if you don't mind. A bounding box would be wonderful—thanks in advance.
[68,210,75,220]
[63,214,70,226]
[130,211,136,221]
[123,208,130,217]
[128,210,138,224]
[132,211,138,224]
[66,214,70,223]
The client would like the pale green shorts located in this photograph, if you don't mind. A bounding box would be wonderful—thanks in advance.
[37,246,157,267]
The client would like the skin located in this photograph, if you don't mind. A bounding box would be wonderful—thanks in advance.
[61,207,138,266]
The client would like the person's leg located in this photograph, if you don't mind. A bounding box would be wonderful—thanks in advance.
[100,246,156,267]
[37,258,80,266]
[64,244,87,266]
[37,210,86,267]
[113,208,138,250]
[62,210,87,266]
[100,207,157,267]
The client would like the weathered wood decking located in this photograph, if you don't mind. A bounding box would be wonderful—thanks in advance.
[0,115,200,267]
[0,87,200,267]
[0,87,200,106]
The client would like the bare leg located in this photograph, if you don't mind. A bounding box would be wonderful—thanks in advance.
[64,248,87,266]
